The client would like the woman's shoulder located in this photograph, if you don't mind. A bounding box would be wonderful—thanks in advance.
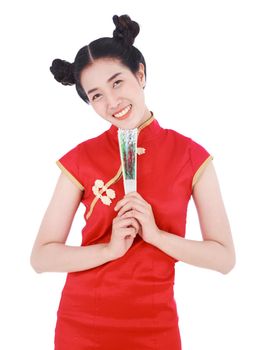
[161,125,193,148]
[159,123,211,159]
[76,128,110,151]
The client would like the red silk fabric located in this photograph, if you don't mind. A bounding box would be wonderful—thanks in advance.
[55,114,211,349]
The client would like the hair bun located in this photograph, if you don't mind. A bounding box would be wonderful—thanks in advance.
[49,59,75,86]
[112,14,140,47]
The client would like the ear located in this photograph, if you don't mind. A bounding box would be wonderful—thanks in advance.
[135,63,146,87]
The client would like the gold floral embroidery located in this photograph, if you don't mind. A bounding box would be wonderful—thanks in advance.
[92,179,116,206]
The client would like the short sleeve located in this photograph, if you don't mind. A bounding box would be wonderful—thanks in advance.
[56,144,84,191]
[189,139,214,189]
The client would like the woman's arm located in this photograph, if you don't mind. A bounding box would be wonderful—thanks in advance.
[115,162,236,274]
[152,161,236,274]
[30,172,114,273]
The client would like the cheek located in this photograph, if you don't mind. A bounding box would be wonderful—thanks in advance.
[91,101,103,113]
[122,84,144,107]
[91,102,108,119]
[134,87,145,103]
[130,82,145,99]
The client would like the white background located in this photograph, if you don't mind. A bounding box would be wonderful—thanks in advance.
[1,1,254,349]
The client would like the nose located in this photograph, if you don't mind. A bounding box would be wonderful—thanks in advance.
[106,92,121,111]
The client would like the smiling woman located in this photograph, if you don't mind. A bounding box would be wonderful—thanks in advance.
[80,58,149,128]
[49,14,150,130]
[31,13,235,350]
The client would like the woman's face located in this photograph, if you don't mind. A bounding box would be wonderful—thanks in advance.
[80,58,151,129]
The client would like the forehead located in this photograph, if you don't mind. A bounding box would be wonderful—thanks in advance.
[80,58,131,91]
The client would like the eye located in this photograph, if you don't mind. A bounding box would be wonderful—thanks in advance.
[113,80,123,88]
[92,93,101,101]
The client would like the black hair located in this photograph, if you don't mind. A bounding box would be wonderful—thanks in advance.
[49,14,146,104]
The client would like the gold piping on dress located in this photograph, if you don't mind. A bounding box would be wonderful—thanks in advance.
[192,155,214,189]
[85,113,155,220]
[56,160,84,191]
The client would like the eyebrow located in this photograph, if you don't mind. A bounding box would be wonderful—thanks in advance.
[87,72,123,95]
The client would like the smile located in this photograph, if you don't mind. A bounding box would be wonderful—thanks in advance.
[113,104,132,119]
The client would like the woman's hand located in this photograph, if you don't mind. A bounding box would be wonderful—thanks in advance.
[106,214,140,260]
[114,192,161,245]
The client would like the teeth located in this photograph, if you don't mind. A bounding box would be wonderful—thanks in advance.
[113,105,131,118]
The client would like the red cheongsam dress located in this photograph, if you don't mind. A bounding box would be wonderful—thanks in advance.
[54,112,213,350]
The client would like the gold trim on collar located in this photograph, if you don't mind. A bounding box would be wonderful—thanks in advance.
[137,112,154,132]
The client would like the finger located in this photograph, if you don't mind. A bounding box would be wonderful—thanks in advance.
[114,193,146,211]
[126,216,140,232]
[114,198,130,213]
[114,197,127,211]
[119,227,137,238]
[113,217,139,230]
[113,215,139,230]
[121,209,138,219]
[124,194,153,215]
[117,201,147,217]
[122,209,145,225]
[126,227,138,238]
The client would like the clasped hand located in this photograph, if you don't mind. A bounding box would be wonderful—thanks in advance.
[114,191,161,245]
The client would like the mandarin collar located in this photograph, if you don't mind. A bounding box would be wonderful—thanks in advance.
[107,111,161,144]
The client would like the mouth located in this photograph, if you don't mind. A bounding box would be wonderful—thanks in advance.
[112,104,132,120]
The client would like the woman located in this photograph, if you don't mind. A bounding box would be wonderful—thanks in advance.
[30,14,236,350]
